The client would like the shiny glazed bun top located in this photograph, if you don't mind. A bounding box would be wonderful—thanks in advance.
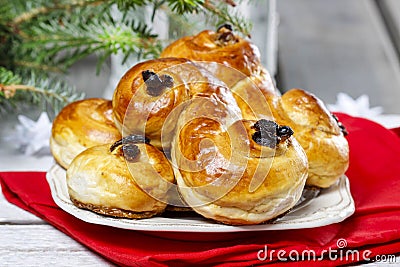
[171,96,308,225]
[112,57,242,150]
[50,98,121,169]
[161,25,263,78]
[276,89,349,188]
[160,26,280,120]
[67,136,175,219]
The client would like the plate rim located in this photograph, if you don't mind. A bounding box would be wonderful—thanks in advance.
[46,164,355,232]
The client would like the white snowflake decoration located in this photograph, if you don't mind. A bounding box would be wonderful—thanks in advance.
[6,112,52,156]
[327,93,384,118]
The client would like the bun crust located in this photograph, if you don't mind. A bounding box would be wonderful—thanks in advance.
[160,29,280,121]
[50,98,121,169]
[229,75,280,121]
[112,57,190,136]
[49,28,351,225]
[112,57,241,150]
[67,143,175,218]
[278,89,349,188]
[161,29,262,77]
[172,114,308,225]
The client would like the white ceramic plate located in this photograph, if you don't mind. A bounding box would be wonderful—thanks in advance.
[46,164,355,232]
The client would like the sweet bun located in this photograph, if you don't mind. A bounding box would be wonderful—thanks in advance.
[172,101,308,225]
[112,57,189,135]
[67,136,175,219]
[228,74,280,121]
[277,89,349,188]
[112,57,241,150]
[160,26,279,120]
[161,25,263,78]
[50,98,121,169]
[163,32,347,188]
[49,28,351,225]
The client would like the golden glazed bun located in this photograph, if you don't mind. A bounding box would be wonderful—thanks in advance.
[160,26,280,121]
[228,75,281,121]
[172,107,308,224]
[50,98,121,169]
[67,138,175,219]
[161,25,263,78]
[277,89,349,188]
[112,57,242,150]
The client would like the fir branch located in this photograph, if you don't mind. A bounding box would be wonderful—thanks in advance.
[0,67,83,116]
[11,0,106,26]
[4,0,250,75]
[0,67,22,87]
[1,84,71,103]
[111,0,150,11]
[12,60,65,73]
[0,3,15,23]
[111,0,251,36]
[1,0,252,117]
[20,16,161,73]
[166,0,204,14]
[202,0,252,36]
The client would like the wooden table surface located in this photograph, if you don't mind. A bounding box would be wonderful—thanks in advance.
[277,0,400,114]
[1,0,400,265]
[0,120,114,266]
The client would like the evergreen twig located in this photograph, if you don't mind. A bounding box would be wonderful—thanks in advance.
[0,0,252,117]
[12,0,106,26]
[0,67,83,117]
[202,0,252,37]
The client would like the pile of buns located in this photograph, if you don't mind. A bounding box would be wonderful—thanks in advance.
[50,26,349,225]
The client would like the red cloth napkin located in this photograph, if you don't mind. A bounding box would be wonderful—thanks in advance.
[1,113,400,266]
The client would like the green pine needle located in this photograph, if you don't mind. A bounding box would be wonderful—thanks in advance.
[167,0,204,14]
[0,0,252,117]
[201,1,252,37]
[0,67,83,117]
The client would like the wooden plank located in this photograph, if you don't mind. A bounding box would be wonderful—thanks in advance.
[0,117,53,223]
[0,190,44,224]
[0,116,54,172]
[277,0,400,113]
[0,225,114,266]
[378,0,400,54]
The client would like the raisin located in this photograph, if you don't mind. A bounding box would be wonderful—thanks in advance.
[252,130,277,148]
[141,70,174,96]
[251,120,293,148]
[252,119,278,133]
[331,114,348,136]
[123,144,140,162]
[110,135,149,152]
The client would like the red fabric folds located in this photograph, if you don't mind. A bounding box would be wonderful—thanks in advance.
[1,113,400,266]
